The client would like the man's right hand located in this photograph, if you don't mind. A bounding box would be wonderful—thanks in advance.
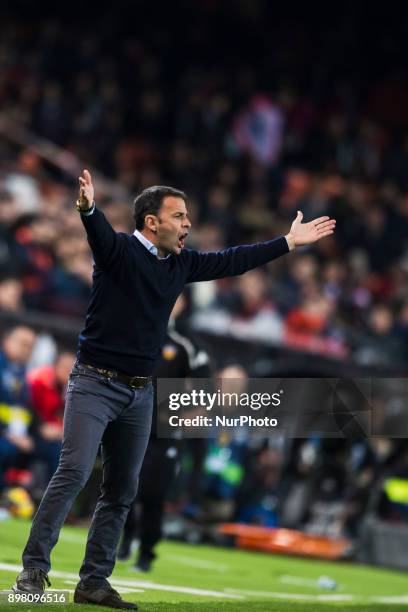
[78,169,95,210]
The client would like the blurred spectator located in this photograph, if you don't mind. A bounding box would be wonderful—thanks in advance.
[13,215,57,311]
[0,326,36,491]
[27,350,75,480]
[231,95,284,166]
[354,304,404,366]
[0,276,25,312]
[235,446,282,527]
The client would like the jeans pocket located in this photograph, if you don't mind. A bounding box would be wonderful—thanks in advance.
[68,371,106,397]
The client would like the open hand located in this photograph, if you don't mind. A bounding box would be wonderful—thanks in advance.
[78,169,94,210]
[289,211,336,246]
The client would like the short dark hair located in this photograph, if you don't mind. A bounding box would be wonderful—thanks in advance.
[133,186,187,230]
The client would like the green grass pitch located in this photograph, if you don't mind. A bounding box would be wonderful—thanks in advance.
[0,518,407,611]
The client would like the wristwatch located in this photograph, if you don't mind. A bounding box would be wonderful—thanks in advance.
[285,232,296,251]
[75,199,94,213]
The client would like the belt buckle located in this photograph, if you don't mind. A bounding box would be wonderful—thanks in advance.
[129,376,145,389]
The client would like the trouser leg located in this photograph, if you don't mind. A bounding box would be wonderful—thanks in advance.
[79,382,153,586]
[22,373,110,572]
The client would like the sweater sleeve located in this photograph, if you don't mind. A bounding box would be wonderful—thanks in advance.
[80,206,124,268]
[183,237,289,283]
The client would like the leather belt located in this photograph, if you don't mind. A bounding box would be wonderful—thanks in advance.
[79,362,151,389]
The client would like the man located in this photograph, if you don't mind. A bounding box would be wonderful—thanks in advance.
[14,169,335,609]
[0,326,36,492]
[117,293,211,571]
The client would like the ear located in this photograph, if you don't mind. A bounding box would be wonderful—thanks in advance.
[144,214,158,233]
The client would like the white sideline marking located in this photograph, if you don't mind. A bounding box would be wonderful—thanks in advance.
[279,575,322,588]
[3,561,408,604]
[58,532,86,544]
[317,595,355,602]
[0,563,242,600]
[225,587,408,605]
[279,574,344,591]
[374,595,408,604]
[108,577,243,599]
[224,588,355,602]
[163,554,229,572]
[63,580,144,594]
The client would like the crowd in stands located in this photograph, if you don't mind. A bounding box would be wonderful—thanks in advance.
[0,324,74,500]
[0,2,408,537]
[1,3,408,366]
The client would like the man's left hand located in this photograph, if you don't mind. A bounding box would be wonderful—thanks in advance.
[287,210,336,247]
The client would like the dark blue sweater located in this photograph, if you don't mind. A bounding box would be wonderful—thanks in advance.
[78,207,289,375]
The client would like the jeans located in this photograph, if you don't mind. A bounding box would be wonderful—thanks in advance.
[22,362,153,585]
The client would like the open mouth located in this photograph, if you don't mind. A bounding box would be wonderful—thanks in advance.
[178,233,188,248]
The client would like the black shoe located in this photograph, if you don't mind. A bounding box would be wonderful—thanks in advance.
[13,567,51,594]
[74,583,138,610]
[133,556,152,573]
[117,536,132,561]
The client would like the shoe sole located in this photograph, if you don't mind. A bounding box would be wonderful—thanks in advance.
[12,584,44,595]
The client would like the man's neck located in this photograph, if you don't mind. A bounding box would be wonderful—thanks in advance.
[140,228,157,246]
[138,229,169,259]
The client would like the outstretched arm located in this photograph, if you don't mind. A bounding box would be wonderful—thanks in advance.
[184,211,336,283]
[77,169,123,268]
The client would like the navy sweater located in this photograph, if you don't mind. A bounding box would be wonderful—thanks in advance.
[78,207,289,375]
